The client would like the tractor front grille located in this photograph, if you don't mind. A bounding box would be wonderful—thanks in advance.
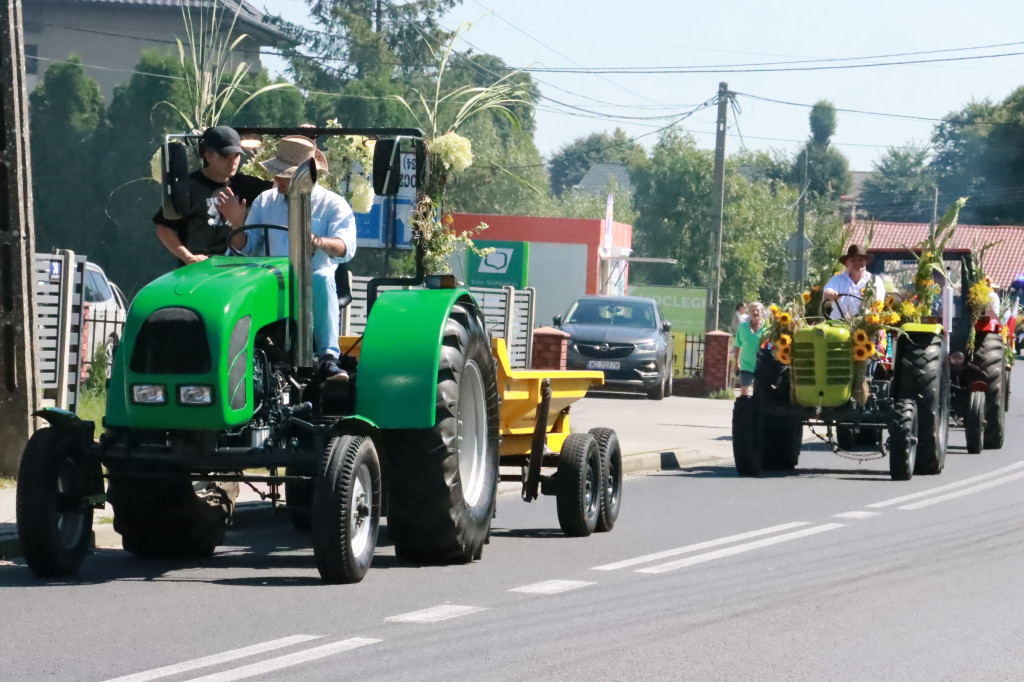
[792,340,853,385]
[129,307,211,375]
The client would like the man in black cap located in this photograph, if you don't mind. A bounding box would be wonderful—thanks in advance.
[823,244,886,319]
[154,125,271,266]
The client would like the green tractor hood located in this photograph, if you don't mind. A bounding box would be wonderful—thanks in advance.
[105,256,291,430]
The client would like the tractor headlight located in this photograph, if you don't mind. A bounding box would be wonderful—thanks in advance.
[131,384,167,405]
[950,351,965,366]
[178,385,213,405]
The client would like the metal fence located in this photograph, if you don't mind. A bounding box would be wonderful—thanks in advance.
[80,306,126,380]
[678,333,705,377]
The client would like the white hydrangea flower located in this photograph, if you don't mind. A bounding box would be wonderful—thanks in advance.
[347,175,374,214]
[429,132,473,172]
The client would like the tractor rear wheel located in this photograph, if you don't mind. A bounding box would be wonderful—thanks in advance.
[108,472,227,558]
[732,396,762,477]
[974,332,1006,449]
[385,303,500,564]
[753,350,800,471]
[16,428,96,577]
[888,399,918,481]
[897,333,948,475]
[965,391,985,455]
[589,427,622,532]
[556,433,602,536]
[312,435,381,584]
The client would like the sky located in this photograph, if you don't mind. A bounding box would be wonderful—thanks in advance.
[255,0,1024,172]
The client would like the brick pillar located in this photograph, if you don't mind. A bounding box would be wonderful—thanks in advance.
[531,327,569,370]
[702,330,731,393]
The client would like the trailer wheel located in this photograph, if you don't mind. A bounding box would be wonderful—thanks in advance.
[385,303,500,564]
[974,332,1006,449]
[108,474,225,558]
[732,396,762,477]
[965,391,985,455]
[284,469,313,531]
[556,433,601,537]
[888,399,918,481]
[897,333,948,475]
[312,435,381,584]
[16,428,95,577]
[588,427,622,532]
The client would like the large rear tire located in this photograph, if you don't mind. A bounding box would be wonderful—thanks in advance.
[974,332,1006,449]
[556,433,601,537]
[589,427,622,532]
[752,352,799,471]
[897,333,948,475]
[312,435,381,584]
[385,303,500,564]
[965,391,985,455]
[888,399,918,481]
[732,396,762,477]
[16,428,95,577]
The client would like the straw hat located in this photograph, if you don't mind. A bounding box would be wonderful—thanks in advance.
[839,244,874,265]
[259,136,329,178]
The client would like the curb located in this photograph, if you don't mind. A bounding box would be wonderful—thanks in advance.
[0,447,732,562]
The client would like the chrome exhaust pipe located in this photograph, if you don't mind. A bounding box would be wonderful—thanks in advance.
[287,159,316,367]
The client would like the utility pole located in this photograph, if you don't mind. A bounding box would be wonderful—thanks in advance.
[796,148,808,284]
[375,0,382,32]
[1,0,39,475]
[931,185,939,238]
[705,82,728,333]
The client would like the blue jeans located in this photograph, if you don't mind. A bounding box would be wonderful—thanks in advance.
[311,267,340,358]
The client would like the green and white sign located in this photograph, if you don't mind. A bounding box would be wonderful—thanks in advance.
[465,240,529,288]
[628,285,707,335]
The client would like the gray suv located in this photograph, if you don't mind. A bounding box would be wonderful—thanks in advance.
[555,295,674,400]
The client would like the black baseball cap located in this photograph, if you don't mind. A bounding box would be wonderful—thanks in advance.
[200,126,243,155]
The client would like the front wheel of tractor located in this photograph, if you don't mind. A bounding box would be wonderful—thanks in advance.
[888,399,918,481]
[965,391,985,455]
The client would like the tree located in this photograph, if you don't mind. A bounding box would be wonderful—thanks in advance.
[858,147,935,222]
[29,57,107,256]
[791,99,851,200]
[548,129,645,197]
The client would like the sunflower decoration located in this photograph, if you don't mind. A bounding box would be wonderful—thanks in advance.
[852,328,869,346]
[765,299,804,363]
[801,291,812,304]
[852,343,873,362]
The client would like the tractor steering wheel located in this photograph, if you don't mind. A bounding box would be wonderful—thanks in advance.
[227,224,289,257]
[821,291,863,319]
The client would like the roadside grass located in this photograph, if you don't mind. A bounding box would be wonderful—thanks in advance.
[706,387,736,400]
[77,388,107,425]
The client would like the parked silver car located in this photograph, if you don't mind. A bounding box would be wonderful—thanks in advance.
[555,295,674,400]
[81,261,128,379]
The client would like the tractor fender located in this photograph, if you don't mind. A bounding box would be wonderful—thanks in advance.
[33,407,96,444]
[354,288,479,429]
[974,316,1002,334]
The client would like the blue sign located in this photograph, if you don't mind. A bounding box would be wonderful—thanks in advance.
[354,152,416,250]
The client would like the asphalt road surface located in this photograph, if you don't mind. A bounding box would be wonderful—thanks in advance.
[2,375,1023,681]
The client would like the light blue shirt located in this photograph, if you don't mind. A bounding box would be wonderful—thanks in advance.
[239,184,357,270]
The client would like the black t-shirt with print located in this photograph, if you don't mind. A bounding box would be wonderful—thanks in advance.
[153,170,271,261]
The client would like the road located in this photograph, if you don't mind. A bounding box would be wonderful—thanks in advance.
[1,378,1023,681]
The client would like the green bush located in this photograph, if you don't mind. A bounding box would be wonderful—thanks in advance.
[706,387,736,400]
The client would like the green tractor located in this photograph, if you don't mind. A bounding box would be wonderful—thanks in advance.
[733,302,950,481]
[16,128,504,584]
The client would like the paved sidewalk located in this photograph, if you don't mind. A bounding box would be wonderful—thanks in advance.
[0,393,737,561]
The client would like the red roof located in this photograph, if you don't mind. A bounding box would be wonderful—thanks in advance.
[848,221,1024,288]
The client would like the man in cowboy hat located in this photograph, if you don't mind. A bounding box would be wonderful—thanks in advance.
[823,244,886,320]
[231,136,356,377]
[154,125,271,265]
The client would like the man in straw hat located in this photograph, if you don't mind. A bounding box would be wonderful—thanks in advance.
[231,136,356,377]
[823,244,886,320]
[154,125,271,266]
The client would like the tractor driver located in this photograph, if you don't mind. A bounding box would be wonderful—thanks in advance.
[229,136,356,378]
[823,244,886,319]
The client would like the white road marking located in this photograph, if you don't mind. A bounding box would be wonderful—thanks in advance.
[867,461,1024,508]
[638,523,846,575]
[104,635,321,682]
[384,604,487,624]
[592,521,810,571]
[833,511,881,520]
[898,469,1024,510]
[509,580,595,594]
[183,638,380,682]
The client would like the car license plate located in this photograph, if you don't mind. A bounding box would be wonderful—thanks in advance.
[587,360,620,370]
